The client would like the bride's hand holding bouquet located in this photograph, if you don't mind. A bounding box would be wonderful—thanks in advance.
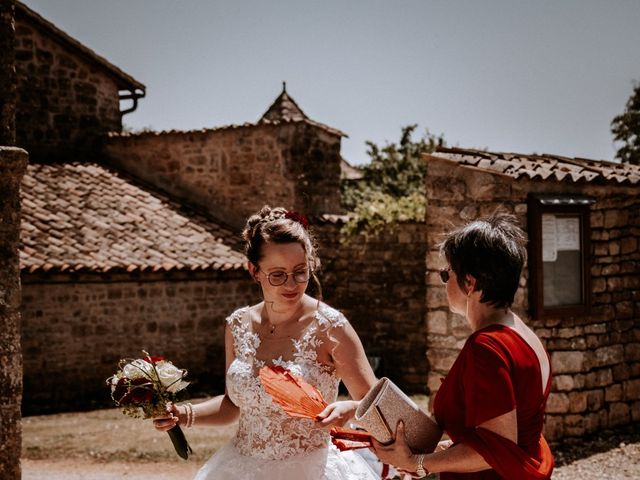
[153,401,196,436]
[106,351,194,459]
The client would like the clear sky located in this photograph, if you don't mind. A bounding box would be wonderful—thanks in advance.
[21,0,640,165]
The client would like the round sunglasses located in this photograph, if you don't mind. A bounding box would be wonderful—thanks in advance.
[439,268,451,284]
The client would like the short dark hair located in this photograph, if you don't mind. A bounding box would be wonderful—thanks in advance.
[440,211,527,308]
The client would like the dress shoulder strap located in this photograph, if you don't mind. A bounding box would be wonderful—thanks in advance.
[225,306,258,361]
[314,303,347,332]
[225,306,249,327]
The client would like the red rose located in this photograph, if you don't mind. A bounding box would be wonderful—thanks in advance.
[128,377,155,403]
[113,377,154,405]
[113,377,132,405]
[143,355,165,364]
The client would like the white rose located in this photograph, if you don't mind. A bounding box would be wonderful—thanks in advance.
[109,374,120,392]
[123,358,155,380]
[155,361,189,393]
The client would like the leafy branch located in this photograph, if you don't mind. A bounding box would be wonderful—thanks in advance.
[341,125,445,237]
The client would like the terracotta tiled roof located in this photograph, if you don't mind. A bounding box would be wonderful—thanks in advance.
[107,117,347,140]
[20,162,246,273]
[426,147,640,186]
[16,1,145,92]
[259,117,348,138]
[107,122,263,139]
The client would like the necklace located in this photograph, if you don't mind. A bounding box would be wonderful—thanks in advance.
[263,302,303,336]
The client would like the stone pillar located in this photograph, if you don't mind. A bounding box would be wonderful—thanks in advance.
[0,0,15,145]
[0,147,27,479]
[0,2,27,479]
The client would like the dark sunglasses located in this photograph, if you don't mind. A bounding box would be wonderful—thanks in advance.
[439,268,451,284]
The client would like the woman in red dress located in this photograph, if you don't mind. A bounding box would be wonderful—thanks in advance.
[373,212,554,479]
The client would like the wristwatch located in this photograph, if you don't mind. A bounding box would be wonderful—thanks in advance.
[415,453,428,478]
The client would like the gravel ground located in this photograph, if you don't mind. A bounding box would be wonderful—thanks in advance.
[22,424,640,480]
[550,424,640,480]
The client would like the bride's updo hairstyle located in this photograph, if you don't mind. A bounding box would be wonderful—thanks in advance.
[242,205,322,297]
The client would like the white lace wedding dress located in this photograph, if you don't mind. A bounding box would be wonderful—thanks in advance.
[193,304,379,480]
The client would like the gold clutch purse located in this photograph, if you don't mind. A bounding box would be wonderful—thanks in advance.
[354,377,442,453]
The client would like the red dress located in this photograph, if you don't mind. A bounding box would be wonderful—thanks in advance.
[433,325,554,480]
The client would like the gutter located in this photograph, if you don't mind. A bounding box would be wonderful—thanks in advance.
[119,88,146,116]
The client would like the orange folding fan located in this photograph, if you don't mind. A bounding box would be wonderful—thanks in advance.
[259,365,372,451]
[259,365,328,418]
[330,426,373,451]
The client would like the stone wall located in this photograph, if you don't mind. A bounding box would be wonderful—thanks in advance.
[21,271,256,414]
[316,221,429,392]
[104,122,343,230]
[14,12,122,160]
[0,0,15,145]
[21,219,428,414]
[424,157,640,441]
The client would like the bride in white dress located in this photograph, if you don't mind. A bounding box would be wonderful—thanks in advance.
[154,206,380,479]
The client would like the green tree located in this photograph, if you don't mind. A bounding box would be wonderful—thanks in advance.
[341,125,445,236]
[611,82,640,165]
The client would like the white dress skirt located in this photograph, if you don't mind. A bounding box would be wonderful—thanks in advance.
[194,441,379,479]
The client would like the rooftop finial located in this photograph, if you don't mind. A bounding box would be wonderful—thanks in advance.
[259,82,308,123]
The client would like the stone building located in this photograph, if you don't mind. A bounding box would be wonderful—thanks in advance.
[12,0,258,412]
[103,85,345,230]
[102,86,429,391]
[20,161,253,414]
[14,1,145,161]
[424,147,640,441]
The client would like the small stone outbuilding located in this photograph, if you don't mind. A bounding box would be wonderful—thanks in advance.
[103,85,346,230]
[424,147,640,441]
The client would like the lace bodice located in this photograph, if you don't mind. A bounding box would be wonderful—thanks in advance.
[225,304,346,460]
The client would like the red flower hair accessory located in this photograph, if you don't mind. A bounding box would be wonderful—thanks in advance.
[285,210,309,229]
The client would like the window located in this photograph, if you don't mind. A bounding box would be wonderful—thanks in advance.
[528,195,594,319]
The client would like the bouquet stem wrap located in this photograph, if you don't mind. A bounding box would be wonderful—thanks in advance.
[168,424,193,460]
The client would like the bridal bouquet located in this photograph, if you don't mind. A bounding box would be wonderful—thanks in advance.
[107,352,193,459]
